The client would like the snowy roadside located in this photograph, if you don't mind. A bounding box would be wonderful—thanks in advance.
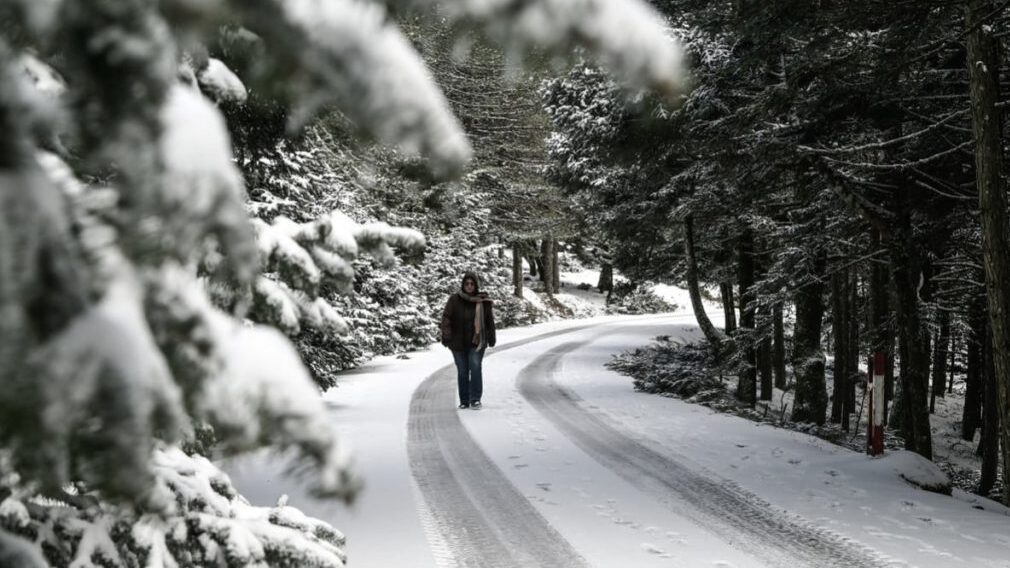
[553,322,1010,567]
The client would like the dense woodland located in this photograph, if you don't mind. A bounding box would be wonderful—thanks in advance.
[1,0,1010,565]
[541,0,1010,504]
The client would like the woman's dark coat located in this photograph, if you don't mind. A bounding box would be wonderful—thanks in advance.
[440,278,496,352]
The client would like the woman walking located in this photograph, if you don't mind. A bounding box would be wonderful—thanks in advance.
[441,272,496,409]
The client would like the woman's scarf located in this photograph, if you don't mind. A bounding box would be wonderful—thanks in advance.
[458,291,492,349]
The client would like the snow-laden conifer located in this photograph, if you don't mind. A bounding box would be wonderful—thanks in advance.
[0,0,690,563]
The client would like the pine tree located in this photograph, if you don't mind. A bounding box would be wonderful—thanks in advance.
[0,0,688,563]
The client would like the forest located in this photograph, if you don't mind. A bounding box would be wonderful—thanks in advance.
[1,0,1009,566]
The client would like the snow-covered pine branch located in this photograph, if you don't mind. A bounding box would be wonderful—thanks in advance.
[411,0,690,102]
[251,211,425,335]
[0,447,347,567]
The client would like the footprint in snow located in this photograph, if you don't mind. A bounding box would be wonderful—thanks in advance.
[641,543,665,555]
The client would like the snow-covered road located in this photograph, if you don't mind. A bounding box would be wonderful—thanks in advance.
[225,314,1010,567]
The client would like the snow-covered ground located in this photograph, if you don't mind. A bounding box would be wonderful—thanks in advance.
[224,294,1009,567]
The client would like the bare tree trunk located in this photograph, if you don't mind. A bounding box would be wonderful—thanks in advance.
[966,0,1010,504]
[512,243,524,298]
[759,307,773,401]
[964,296,985,441]
[845,267,858,429]
[831,270,847,425]
[598,262,613,294]
[684,215,727,350]
[552,240,560,292]
[791,253,828,425]
[737,228,757,407]
[890,232,933,459]
[979,323,999,496]
[721,282,737,333]
[948,329,956,394]
[930,310,950,412]
[883,176,932,459]
[541,237,555,295]
[773,302,786,389]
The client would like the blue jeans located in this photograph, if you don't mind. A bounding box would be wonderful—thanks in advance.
[452,347,485,404]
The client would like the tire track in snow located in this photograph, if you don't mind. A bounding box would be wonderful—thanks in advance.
[408,325,601,568]
[518,338,892,568]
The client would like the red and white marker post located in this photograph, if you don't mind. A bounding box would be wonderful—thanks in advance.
[867,352,885,456]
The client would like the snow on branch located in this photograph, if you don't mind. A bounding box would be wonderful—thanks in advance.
[251,210,424,334]
[202,313,360,502]
[229,0,472,178]
[160,85,259,287]
[424,0,690,102]
[196,57,249,104]
[140,264,359,502]
[18,271,188,504]
[0,447,347,567]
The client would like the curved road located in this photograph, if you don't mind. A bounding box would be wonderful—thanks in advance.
[407,320,888,567]
[407,326,597,568]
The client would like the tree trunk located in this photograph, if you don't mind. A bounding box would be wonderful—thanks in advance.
[979,322,999,496]
[721,282,737,333]
[948,328,957,394]
[930,310,950,412]
[831,270,847,425]
[890,228,933,460]
[966,0,1010,504]
[773,302,786,389]
[552,240,560,292]
[737,228,757,407]
[791,253,828,425]
[512,243,523,298]
[846,267,859,429]
[541,237,555,295]
[684,215,727,350]
[598,262,613,294]
[963,296,985,441]
[759,306,774,401]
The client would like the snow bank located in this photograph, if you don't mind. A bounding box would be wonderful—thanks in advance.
[868,450,952,495]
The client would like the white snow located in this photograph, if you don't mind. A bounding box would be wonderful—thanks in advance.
[18,53,65,98]
[279,0,472,175]
[206,311,358,500]
[224,298,1010,567]
[160,85,242,196]
[867,451,951,494]
[197,58,248,104]
[433,0,689,100]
